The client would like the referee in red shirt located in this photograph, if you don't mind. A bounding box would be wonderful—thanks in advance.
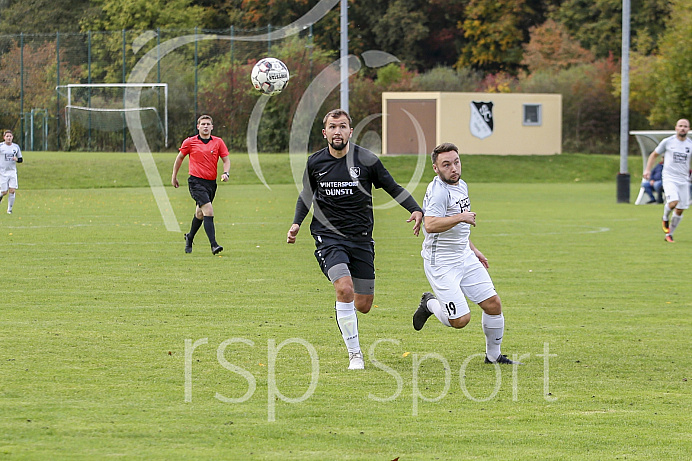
[172,115,230,255]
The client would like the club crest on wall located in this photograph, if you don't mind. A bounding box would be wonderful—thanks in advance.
[470,101,494,139]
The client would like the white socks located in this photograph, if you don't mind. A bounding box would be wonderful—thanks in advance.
[426,297,506,361]
[669,213,683,235]
[335,301,360,353]
[482,312,505,361]
[7,192,14,212]
[663,203,674,222]
[426,297,451,327]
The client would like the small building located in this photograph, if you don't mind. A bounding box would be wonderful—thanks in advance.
[382,92,562,155]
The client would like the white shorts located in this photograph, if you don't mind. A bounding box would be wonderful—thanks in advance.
[662,180,689,209]
[0,171,18,192]
[423,248,497,320]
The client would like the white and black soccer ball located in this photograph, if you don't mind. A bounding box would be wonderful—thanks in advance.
[250,57,290,96]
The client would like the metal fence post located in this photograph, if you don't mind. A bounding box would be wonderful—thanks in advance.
[88,30,92,150]
[56,31,60,150]
[20,33,24,147]
[123,29,127,152]
[194,26,198,118]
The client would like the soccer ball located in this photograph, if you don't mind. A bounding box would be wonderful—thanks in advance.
[250,58,290,96]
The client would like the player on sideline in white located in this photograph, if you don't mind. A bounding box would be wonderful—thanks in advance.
[0,130,23,214]
[413,142,520,365]
[643,118,692,243]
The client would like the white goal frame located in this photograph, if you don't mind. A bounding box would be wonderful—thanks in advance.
[57,83,169,148]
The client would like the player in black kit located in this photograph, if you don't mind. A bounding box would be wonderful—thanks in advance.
[287,109,423,370]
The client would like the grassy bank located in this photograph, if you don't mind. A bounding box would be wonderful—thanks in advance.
[20,151,645,190]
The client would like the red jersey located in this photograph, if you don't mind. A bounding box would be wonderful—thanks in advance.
[178,135,229,180]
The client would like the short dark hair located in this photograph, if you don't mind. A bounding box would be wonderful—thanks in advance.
[431,143,459,164]
[4,130,12,136]
[197,115,213,125]
[322,109,352,127]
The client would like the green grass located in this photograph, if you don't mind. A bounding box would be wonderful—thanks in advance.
[1,152,691,459]
[22,151,645,189]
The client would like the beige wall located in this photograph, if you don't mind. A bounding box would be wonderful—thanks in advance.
[383,92,562,155]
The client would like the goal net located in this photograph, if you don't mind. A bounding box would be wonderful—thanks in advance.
[57,83,168,151]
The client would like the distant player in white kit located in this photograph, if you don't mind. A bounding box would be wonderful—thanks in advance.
[413,143,520,364]
[643,118,692,243]
[0,130,23,214]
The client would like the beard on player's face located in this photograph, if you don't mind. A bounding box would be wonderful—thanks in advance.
[435,165,460,185]
[439,172,459,185]
[328,137,348,151]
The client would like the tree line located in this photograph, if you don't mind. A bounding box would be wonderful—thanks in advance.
[0,0,689,153]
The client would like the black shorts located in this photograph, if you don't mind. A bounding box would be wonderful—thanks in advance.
[188,175,217,207]
[314,235,375,282]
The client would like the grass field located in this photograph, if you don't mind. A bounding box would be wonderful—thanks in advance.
[1,152,691,459]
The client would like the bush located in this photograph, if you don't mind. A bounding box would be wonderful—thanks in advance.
[412,66,482,92]
[521,58,621,153]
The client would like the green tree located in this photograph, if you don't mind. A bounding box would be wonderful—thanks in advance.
[522,57,621,153]
[457,0,532,74]
[0,40,80,135]
[198,36,335,152]
[648,0,692,127]
[417,0,469,68]
[611,51,658,131]
[552,0,671,58]
[82,0,205,31]
[0,0,97,34]
[316,0,432,70]
[80,0,207,82]
[370,0,429,69]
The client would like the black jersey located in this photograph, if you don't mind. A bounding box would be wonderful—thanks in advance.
[293,144,422,241]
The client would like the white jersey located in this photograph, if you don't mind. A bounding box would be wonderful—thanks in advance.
[655,135,692,184]
[0,142,22,173]
[421,176,471,265]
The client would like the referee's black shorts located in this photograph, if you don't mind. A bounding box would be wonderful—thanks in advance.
[188,175,217,207]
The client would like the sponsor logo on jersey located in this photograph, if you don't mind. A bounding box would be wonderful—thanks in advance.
[320,181,358,196]
[673,151,688,163]
[455,196,471,213]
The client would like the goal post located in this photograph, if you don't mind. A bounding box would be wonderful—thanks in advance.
[57,83,168,150]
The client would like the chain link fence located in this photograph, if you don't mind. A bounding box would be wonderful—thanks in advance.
[0,27,314,152]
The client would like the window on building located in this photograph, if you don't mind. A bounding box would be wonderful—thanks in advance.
[523,104,542,126]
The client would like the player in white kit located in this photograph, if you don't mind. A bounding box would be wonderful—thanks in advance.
[0,130,23,214]
[413,143,520,364]
[643,119,692,242]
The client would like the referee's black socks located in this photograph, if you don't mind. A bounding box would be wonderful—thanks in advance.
[203,215,217,246]
[189,216,203,239]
